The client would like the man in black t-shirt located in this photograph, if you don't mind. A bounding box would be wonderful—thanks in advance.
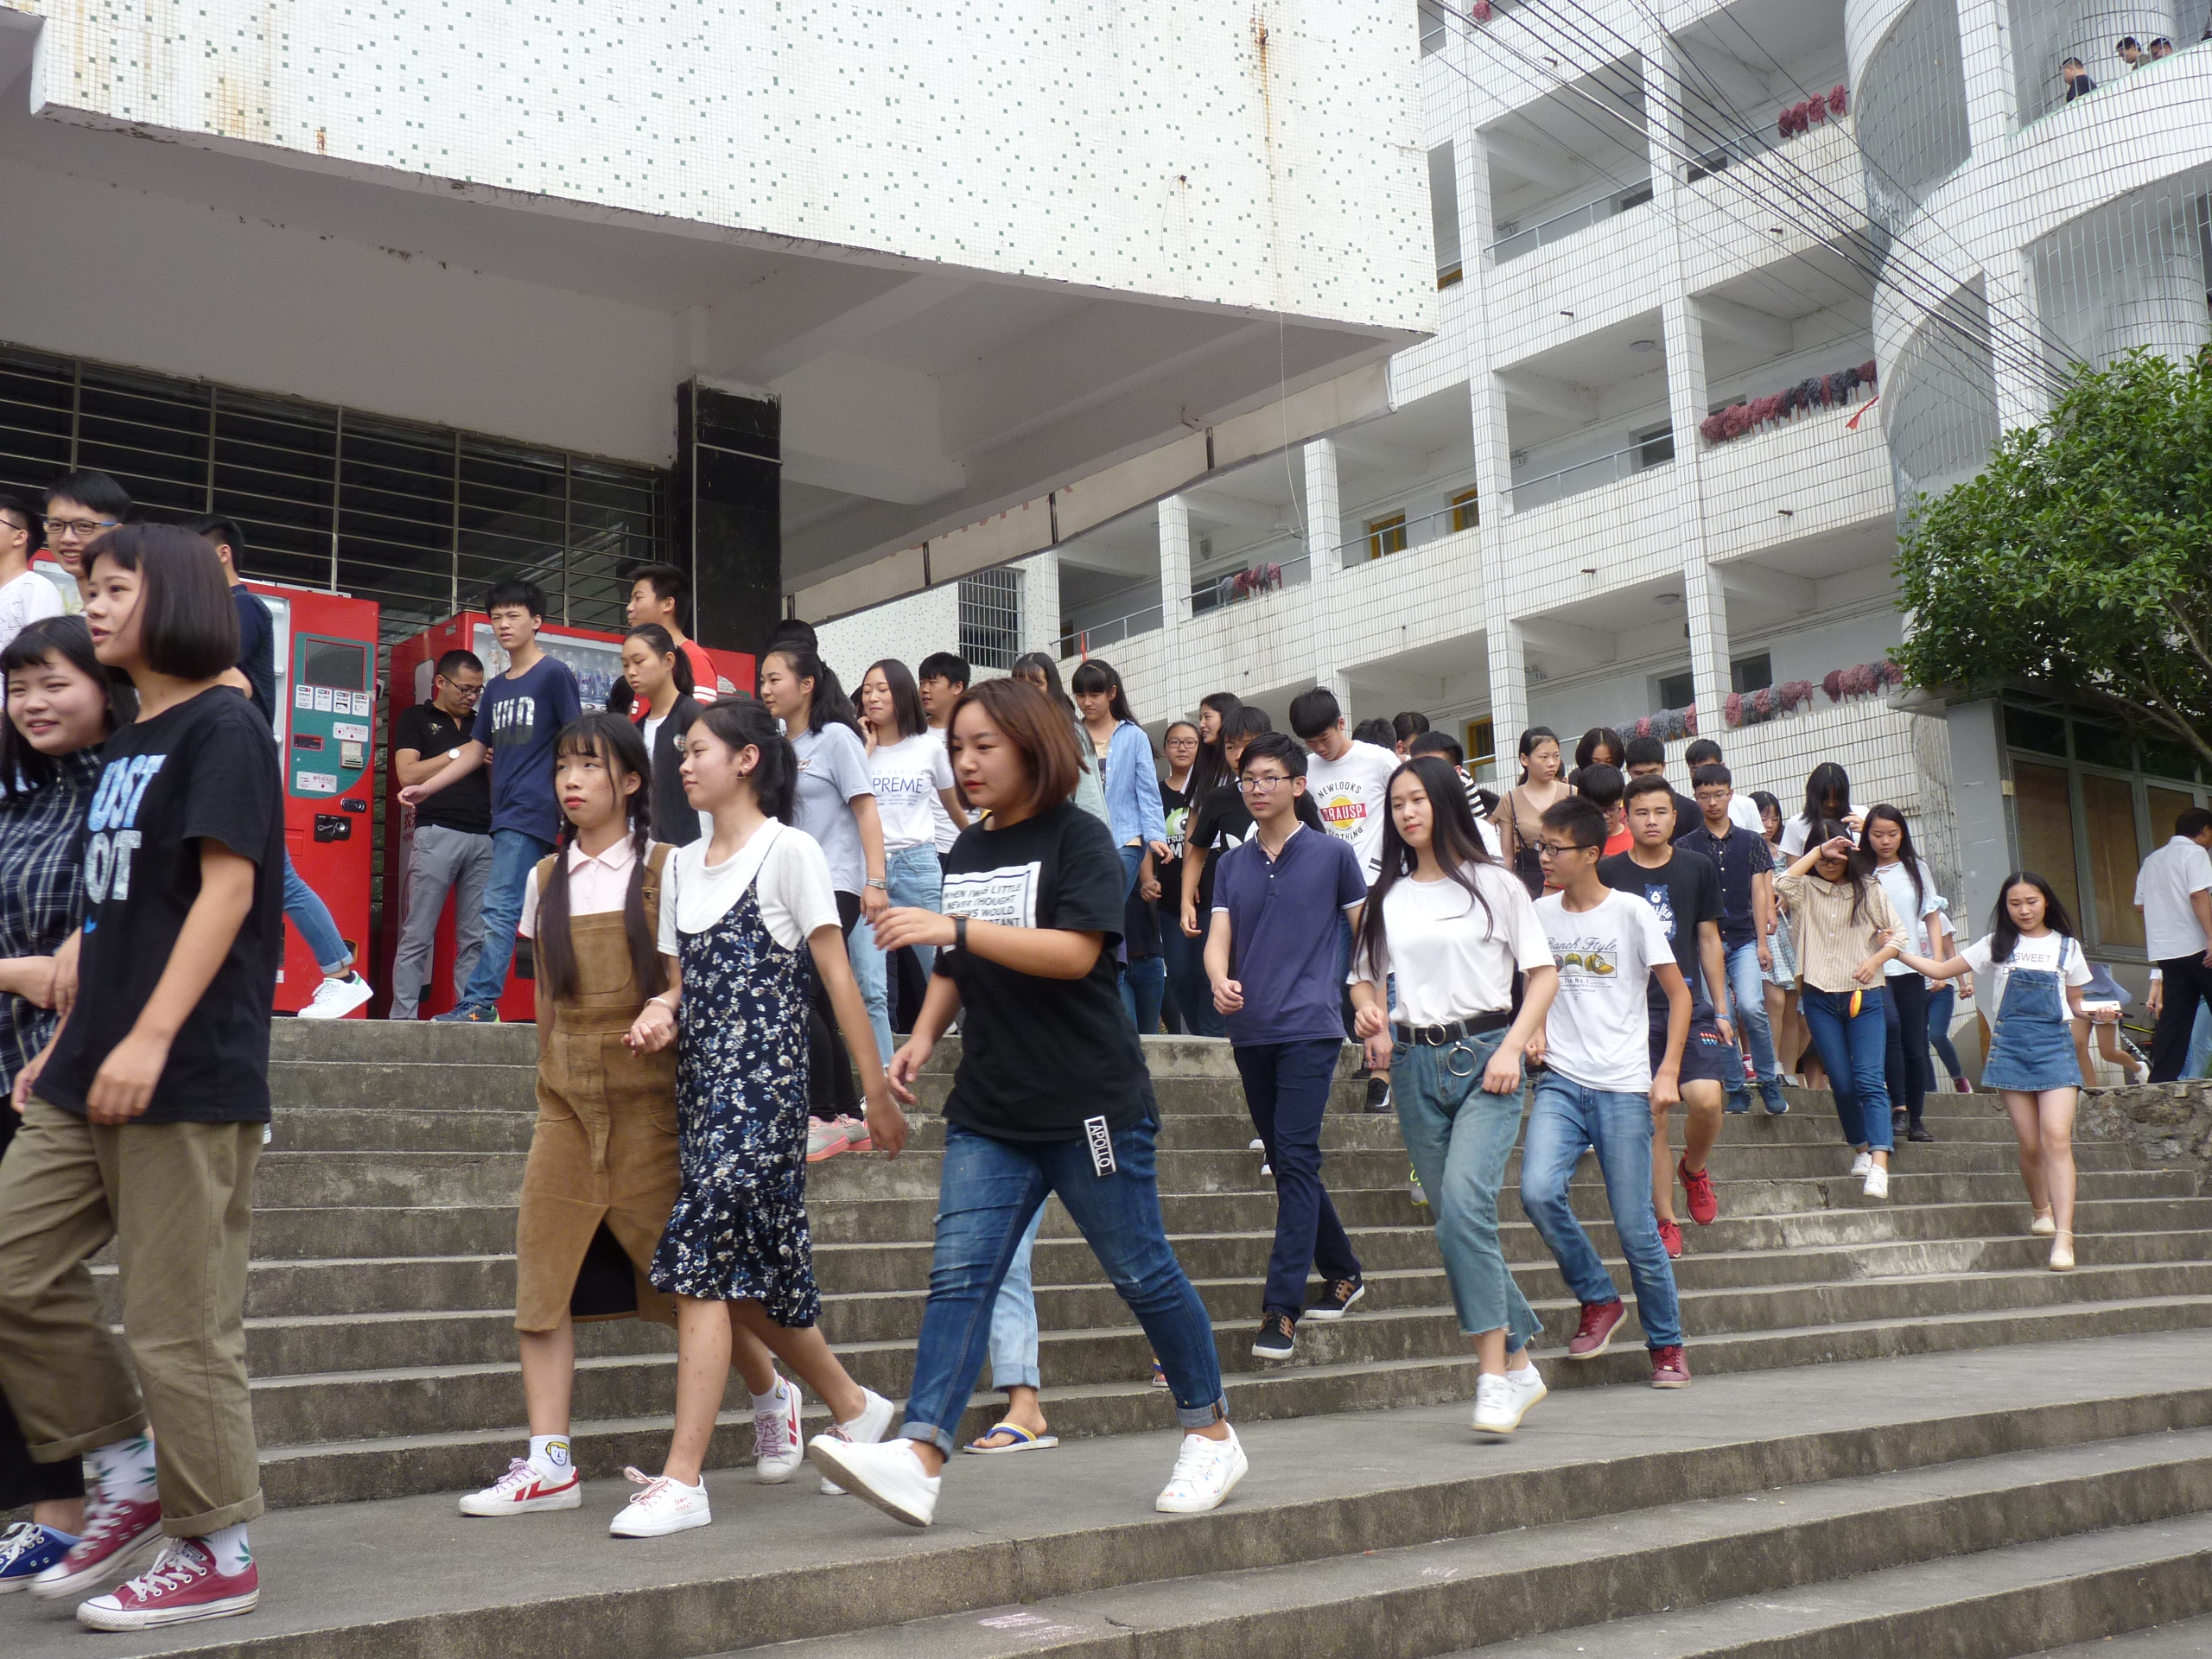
[388,651,493,1019]
[1599,775,1738,1258]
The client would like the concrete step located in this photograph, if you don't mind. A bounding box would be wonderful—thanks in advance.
[14,1337,2202,1659]
[2029,1612,2212,1655]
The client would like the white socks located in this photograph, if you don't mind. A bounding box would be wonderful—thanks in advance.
[86,1433,158,1503]
[198,1524,252,1576]
[529,1435,574,1478]
[751,1381,790,1414]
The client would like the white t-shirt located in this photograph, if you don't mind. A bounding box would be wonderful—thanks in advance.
[658,820,841,954]
[1779,805,1865,856]
[1961,931,2090,1024]
[1306,739,1399,884]
[869,732,956,855]
[1535,887,1677,1092]
[1353,862,1552,1027]
[2134,836,2212,961]
[1872,859,1946,976]
[926,726,959,855]
[1726,796,1763,834]
[0,567,64,658]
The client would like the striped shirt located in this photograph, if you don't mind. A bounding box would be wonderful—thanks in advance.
[0,750,100,1090]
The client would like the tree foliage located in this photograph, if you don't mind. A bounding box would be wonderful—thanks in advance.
[1894,346,2212,767]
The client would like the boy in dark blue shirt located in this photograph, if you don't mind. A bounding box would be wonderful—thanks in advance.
[1205,732,1368,1362]
[1675,762,1786,1116]
[398,579,582,1020]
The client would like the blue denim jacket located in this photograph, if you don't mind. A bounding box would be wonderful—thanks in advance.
[1098,720,1166,849]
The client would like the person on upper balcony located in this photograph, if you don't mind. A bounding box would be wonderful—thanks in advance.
[2061,57,2095,100]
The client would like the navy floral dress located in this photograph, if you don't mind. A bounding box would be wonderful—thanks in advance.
[648,871,819,1325]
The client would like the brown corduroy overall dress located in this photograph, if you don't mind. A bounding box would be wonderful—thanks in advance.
[513,844,682,1332]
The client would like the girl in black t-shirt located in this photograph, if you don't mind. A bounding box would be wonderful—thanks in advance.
[0,525,283,1630]
[812,677,1249,1529]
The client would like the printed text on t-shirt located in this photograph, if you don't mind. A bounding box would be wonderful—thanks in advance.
[85,753,167,904]
[942,861,1042,930]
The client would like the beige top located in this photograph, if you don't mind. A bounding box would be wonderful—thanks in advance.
[1774,868,1903,993]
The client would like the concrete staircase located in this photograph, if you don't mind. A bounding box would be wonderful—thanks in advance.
[23,1020,2209,1658]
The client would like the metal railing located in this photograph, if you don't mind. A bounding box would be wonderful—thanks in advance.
[1332,497,1479,569]
[1487,179,1655,264]
[1056,595,1166,658]
[1507,445,1671,514]
[1189,549,1312,616]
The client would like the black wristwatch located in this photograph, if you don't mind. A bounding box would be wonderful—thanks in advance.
[954,914,968,951]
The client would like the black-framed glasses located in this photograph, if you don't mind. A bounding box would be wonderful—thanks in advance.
[1239,772,1294,792]
[1538,839,1596,859]
[43,517,117,538]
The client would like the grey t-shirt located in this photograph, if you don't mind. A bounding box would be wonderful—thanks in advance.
[790,722,874,894]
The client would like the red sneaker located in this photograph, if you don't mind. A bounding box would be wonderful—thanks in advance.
[1677,1158,1719,1226]
[76,1538,258,1630]
[1566,1300,1625,1359]
[1657,1217,1685,1259]
[29,1490,162,1600]
[1649,1345,1691,1389]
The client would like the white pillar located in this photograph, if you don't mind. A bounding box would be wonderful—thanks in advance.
[1984,246,2046,431]
[1157,494,1192,717]
[1017,550,1060,662]
[1302,437,1344,693]
[1955,0,2016,153]
[1661,294,1728,719]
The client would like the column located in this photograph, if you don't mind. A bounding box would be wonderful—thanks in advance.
[1662,294,1729,719]
[1018,549,1061,662]
[1954,0,2016,155]
[1302,437,1344,691]
[677,380,781,658]
[1157,494,1192,716]
[1983,246,2046,431]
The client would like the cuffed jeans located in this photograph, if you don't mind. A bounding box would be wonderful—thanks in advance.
[1802,985,1894,1150]
[1394,1030,1541,1351]
[386,823,493,1020]
[1519,1073,1682,1350]
[1233,1039,1361,1316]
[283,853,351,975]
[1161,924,1224,1038]
[1724,941,1781,1084]
[456,828,554,1010]
[850,843,944,1063]
[900,1120,1224,1456]
[985,1207,1047,1392]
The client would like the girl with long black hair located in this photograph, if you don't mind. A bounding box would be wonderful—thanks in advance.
[1070,658,1168,896]
[1497,727,1567,897]
[1189,691,1243,802]
[1774,820,1904,1196]
[1779,763,1863,856]
[619,699,906,1534]
[1860,805,1950,1142]
[1348,758,1559,1438]
[1897,873,2092,1270]
[621,624,706,846]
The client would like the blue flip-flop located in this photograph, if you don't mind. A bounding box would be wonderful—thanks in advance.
[963,1422,1059,1455]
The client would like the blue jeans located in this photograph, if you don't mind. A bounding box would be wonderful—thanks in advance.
[1232,1039,1361,1316]
[901,1120,1224,1455]
[1394,1031,1541,1350]
[457,828,554,1009]
[1519,1072,1682,1350]
[1926,983,1966,1086]
[1118,844,1144,897]
[1161,921,1224,1038]
[1724,941,1780,1085]
[2189,1001,2211,1081]
[850,843,944,1062]
[1120,956,1166,1033]
[283,854,351,975]
[985,1208,1046,1392]
[1801,985,1893,1150]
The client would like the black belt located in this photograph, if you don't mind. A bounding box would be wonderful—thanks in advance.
[1392,1011,1512,1046]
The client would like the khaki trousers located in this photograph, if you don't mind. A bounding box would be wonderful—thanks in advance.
[0,1097,263,1535]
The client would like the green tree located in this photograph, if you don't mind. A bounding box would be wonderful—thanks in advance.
[1894,346,2212,769]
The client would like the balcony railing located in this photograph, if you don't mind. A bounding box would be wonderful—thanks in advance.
[1332,497,1479,568]
[1487,179,1655,264]
[1190,548,1313,616]
[1507,444,1672,513]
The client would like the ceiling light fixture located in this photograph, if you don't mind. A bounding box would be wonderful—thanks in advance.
[1629,339,1656,353]
[1655,590,1682,605]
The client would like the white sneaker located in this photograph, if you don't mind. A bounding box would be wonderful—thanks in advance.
[1154,1425,1248,1514]
[1249,1137,1265,1152]
[1471,1375,1517,1436]
[607,1466,711,1537]
[299,971,372,1020]
[1848,1152,1873,1179]
[1863,1164,1889,1198]
[753,1386,805,1484]
[818,1388,896,1496]
[805,1435,939,1528]
[457,1455,581,1516]
[1505,1360,1548,1424]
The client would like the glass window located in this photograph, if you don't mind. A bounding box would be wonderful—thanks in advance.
[1635,425,1675,468]
[1449,488,1478,532]
[2139,734,2200,784]
[2079,772,2145,950]
[2005,706,2067,756]
[1365,513,1408,560]
[2070,720,2130,770]
[1656,669,1695,709]
[1730,652,1773,693]
[2012,761,2083,924]
[1465,715,1496,782]
[2148,785,2202,843]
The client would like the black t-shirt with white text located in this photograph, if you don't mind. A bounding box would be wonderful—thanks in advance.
[394,702,491,836]
[1599,847,1721,1019]
[41,689,286,1122]
[935,800,1154,1141]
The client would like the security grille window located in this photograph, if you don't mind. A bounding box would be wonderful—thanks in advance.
[958,567,1024,671]
[2031,164,2212,377]
[0,341,666,647]
[1857,0,1972,237]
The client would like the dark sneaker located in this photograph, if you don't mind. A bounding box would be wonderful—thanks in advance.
[1892,1108,1909,1134]
[1759,1080,1789,1115]
[1657,1217,1685,1259]
[1305,1276,1365,1322]
[1567,1300,1625,1359]
[1250,1309,1297,1360]
[1908,1124,1936,1143]
[1677,1158,1719,1227]
[1723,1090,1751,1115]
[1364,1076,1392,1115]
[432,1002,500,1024]
[0,1522,74,1591]
[1649,1345,1691,1389]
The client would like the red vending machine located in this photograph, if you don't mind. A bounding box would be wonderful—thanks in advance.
[247,582,383,1015]
[379,612,753,1021]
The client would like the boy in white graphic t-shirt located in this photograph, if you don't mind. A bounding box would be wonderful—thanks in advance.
[1521,795,1694,1390]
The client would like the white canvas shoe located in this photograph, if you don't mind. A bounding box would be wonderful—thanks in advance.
[817,1388,896,1496]
[805,1436,940,1528]
[1154,1426,1248,1514]
[607,1468,711,1537]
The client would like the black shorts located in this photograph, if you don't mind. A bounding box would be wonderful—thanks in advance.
[1649,1007,1741,1089]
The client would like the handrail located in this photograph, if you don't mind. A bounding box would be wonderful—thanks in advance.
[1331,496,1479,567]
[1487,178,1654,263]
[1507,444,1670,513]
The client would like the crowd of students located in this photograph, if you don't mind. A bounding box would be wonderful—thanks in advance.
[0,509,2203,1626]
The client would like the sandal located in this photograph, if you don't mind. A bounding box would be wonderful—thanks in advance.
[963,1421,1058,1455]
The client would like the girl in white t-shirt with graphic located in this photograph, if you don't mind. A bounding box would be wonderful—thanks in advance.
[1897,871,2092,1272]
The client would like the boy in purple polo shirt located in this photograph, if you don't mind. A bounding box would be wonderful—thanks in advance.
[1205,733,1369,1362]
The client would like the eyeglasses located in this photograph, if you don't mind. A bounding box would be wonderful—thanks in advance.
[43,517,118,538]
[1538,840,1596,859]
[1239,772,1294,792]
[0,516,28,537]
[440,680,485,700]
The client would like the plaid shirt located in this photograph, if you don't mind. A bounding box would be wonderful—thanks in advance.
[0,750,100,1090]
